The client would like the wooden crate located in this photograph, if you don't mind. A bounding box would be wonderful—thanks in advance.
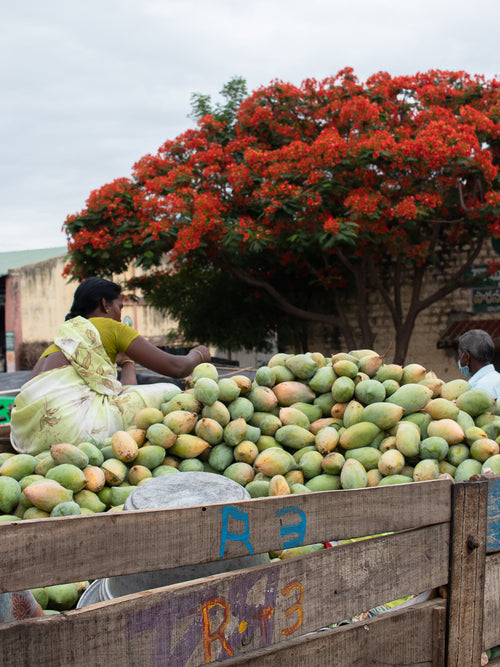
[0,466,498,665]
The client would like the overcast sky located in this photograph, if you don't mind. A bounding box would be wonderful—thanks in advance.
[2,0,499,252]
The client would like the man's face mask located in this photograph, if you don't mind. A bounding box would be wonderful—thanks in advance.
[458,350,472,378]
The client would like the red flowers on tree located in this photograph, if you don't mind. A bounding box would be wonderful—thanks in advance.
[64,69,500,361]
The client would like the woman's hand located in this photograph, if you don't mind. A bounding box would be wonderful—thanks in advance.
[125,337,212,378]
[116,353,137,385]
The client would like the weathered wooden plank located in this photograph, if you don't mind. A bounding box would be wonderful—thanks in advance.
[1,479,452,593]
[483,551,500,650]
[0,525,449,667]
[213,599,447,667]
[487,475,500,553]
[446,479,488,666]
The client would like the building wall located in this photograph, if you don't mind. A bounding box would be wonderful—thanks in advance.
[6,256,180,369]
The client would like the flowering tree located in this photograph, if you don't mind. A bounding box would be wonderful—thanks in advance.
[64,69,500,362]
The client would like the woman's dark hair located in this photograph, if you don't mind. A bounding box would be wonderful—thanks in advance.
[65,277,122,320]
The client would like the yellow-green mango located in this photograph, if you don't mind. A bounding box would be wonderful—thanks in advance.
[360,402,404,431]
[310,417,338,435]
[245,480,270,498]
[231,375,253,395]
[223,417,248,447]
[284,353,318,380]
[378,449,405,476]
[374,364,404,383]
[454,458,483,482]
[378,474,413,486]
[427,419,464,445]
[272,365,295,383]
[402,412,433,439]
[291,402,322,423]
[305,474,341,492]
[0,476,22,513]
[455,409,475,434]
[162,393,201,416]
[447,444,470,466]
[110,485,136,506]
[456,388,495,417]
[440,379,471,401]
[254,413,282,436]
[192,362,218,383]
[465,426,488,445]
[254,447,295,477]
[234,440,259,465]
[367,469,383,486]
[382,379,400,397]
[202,400,231,426]
[438,461,456,477]
[349,348,379,360]
[254,366,276,388]
[19,474,45,490]
[292,445,316,464]
[339,422,381,450]
[161,411,197,436]
[413,459,440,482]
[321,451,345,475]
[272,381,316,406]
[194,377,220,406]
[357,354,383,378]
[46,583,79,611]
[227,397,254,422]
[423,398,459,421]
[30,588,49,609]
[275,424,316,450]
[49,444,89,469]
[111,430,140,462]
[331,376,355,403]
[419,436,449,461]
[0,454,39,481]
[23,507,50,520]
[345,446,381,471]
[313,392,335,417]
[315,426,339,455]
[284,469,304,487]
[46,464,87,493]
[342,400,364,428]
[217,378,241,402]
[395,421,421,458]
[135,407,164,429]
[244,424,261,444]
[23,480,73,512]
[195,417,224,444]
[331,352,358,364]
[127,465,153,485]
[268,474,291,496]
[77,442,104,467]
[308,365,336,393]
[483,420,500,440]
[354,379,386,405]
[83,465,106,493]
[101,458,129,485]
[279,406,310,429]
[340,458,368,489]
[470,438,499,462]
[247,386,278,412]
[379,436,397,453]
[169,435,209,460]
[386,383,433,415]
[208,443,234,471]
[333,359,359,379]
[222,462,254,486]
[401,363,427,384]
[291,483,313,494]
[482,454,500,474]
[152,465,179,477]
[50,501,81,517]
[300,450,323,479]
[256,435,280,451]
[73,489,107,513]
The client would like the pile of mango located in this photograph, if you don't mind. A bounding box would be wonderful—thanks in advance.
[1,349,500,520]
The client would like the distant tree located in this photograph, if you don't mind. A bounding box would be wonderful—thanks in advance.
[64,69,500,362]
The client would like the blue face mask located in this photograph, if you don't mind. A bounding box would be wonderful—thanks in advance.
[458,360,472,378]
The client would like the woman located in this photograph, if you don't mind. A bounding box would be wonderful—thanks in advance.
[10,277,211,454]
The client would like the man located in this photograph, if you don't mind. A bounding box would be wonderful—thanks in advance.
[457,328,500,399]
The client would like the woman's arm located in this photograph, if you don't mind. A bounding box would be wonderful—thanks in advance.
[116,353,137,385]
[125,336,211,379]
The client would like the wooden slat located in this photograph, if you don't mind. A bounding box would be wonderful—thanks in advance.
[483,551,500,650]
[0,525,449,667]
[487,475,500,553]
[446,479,488,666]
[1,479,452,593]
[213,599,447,667]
